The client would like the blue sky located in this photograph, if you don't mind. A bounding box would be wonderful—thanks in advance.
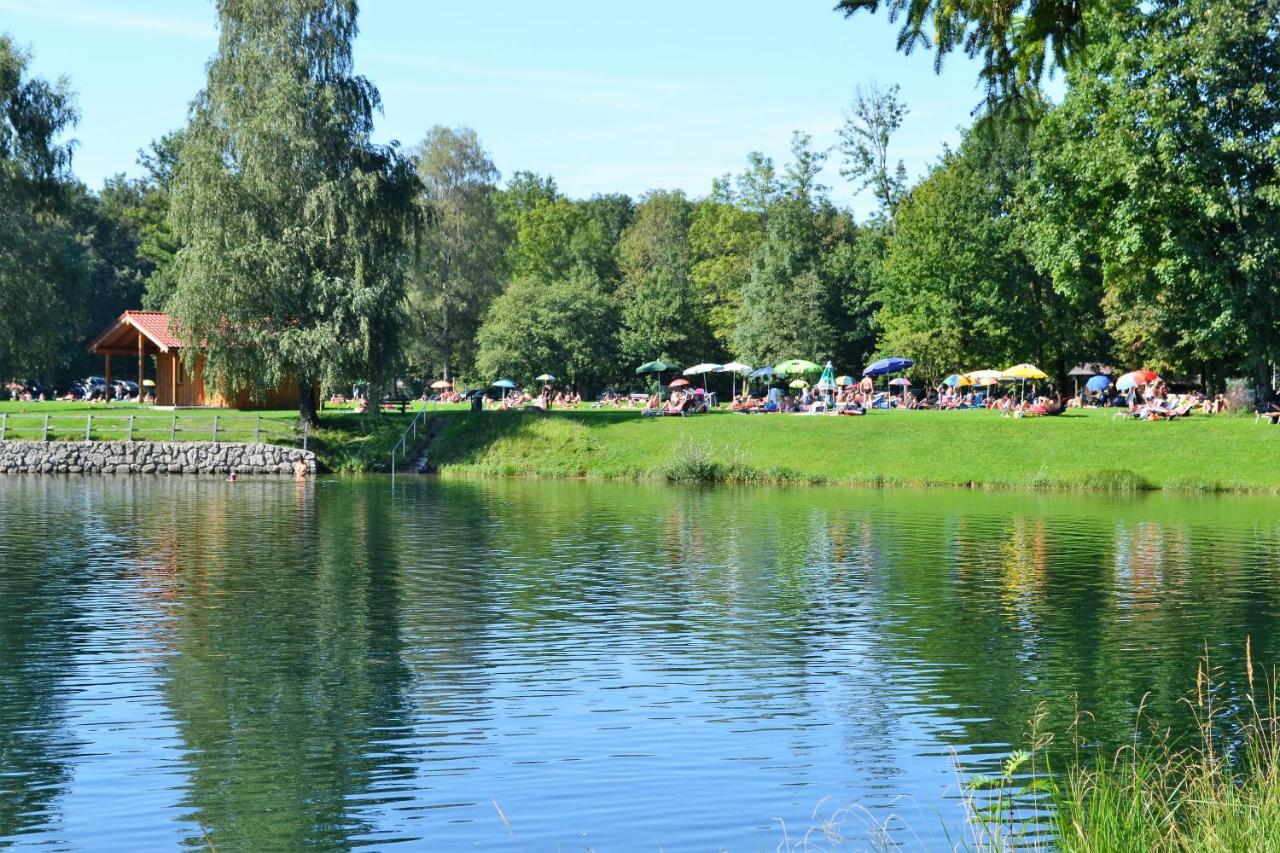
[3,0,990,218]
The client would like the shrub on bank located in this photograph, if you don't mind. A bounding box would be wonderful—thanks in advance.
[657,438,823,485]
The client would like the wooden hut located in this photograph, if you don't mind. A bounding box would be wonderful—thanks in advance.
[88,310,299,409]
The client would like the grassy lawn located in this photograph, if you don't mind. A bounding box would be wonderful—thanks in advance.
[429,406,1280,492]
[6,401,1277,488]
[0,400,453,472]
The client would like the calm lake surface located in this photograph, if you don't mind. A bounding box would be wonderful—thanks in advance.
[2,475,1278,850]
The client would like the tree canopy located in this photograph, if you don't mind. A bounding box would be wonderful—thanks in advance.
[406,125,505,383]
[168,0,418,423]
[5,0,1279,408]
[0,35,89,382]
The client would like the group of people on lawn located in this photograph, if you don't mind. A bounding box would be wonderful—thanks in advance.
[489,386,581,411]
[317,371,1235,419]
[1074,383,1228,418]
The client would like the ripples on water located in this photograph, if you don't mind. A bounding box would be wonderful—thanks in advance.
[1,475,1278,849]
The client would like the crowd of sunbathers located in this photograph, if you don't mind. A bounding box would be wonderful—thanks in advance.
[487,387,581,410]
[640,389,709,416]
[318,374,1237,421]
[1075,382,1227,419]
[590,391,654,408]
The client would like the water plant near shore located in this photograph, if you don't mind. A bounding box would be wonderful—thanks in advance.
[966,643,1280,852]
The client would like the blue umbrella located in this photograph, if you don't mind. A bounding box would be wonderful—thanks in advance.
[749,367,777,380]
[863,357,914,377]
[1086,375,1111,392]
[491,378,516,402]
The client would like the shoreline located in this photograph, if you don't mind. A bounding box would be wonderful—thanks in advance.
[421,408,1280,495]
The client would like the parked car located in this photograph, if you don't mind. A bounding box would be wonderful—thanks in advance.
[111,379,139,398]
[78,376,108,400]
[18,379,50,399]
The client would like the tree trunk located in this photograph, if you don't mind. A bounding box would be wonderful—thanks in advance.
[1255,360,1273,412]
[298,376,319,429]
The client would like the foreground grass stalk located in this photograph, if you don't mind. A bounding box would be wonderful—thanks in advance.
[967,642,1280,851]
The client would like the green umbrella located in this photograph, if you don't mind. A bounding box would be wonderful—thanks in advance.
[637,359,680,400]
[815,361,836,391]
[637,359,679,374]
[774,358,821,375]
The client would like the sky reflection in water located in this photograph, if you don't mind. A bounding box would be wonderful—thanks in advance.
[1,476,1277,849]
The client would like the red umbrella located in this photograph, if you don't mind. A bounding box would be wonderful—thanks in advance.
[1116,369,1160,391]
[669,378,690,388]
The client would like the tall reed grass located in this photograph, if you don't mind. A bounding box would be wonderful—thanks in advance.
[966,639,1280,851]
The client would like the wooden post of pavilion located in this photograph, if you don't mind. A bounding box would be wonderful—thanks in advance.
[170,353,177,408]
[137,333,144,405]
[104,354,111,406]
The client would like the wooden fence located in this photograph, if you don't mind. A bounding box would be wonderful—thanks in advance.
[0,412,306,449]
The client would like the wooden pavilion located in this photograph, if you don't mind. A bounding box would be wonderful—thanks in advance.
[88,310,299,409]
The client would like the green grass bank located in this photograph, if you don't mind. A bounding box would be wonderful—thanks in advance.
[0,400,411,474]
[427,407,1280,493]
[4,401,1278,489]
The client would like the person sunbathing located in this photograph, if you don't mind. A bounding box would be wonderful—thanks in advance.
[660,392,686,416]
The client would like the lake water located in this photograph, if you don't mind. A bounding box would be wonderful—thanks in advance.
[1,475,1277,850]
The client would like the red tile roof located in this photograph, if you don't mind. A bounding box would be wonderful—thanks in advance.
[125,311,183,349]
[88,310,187,354]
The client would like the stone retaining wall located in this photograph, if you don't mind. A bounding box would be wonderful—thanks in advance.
[0,441,315,475]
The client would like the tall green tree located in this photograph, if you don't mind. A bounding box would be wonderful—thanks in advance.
[688,197,762,355]
[734,197,843,365]
[580,193,634,246]
[406,125,505,383]
[509,197,614,285]
[0,35,89,384]
[475,269,616,391]
[169,0,417,424]
[62,180,152,379]
[733,134,860,368]
[732,152,783,222]
[1023,0,1280,395]
[134,132,184,309]
[877,115,1094,384]
[837,83,908,220]
[579,192,633,284]
[617,190,708,366]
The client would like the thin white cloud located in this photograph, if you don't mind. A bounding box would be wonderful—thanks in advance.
[371,52,688,96]
[382,78,675,112]
[0,0,214,40]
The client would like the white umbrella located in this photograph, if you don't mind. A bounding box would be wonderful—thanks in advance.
[682,363,722,404]
[717,361,753,399]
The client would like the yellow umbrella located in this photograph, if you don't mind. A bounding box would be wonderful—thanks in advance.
[1002,363,1048,404]
[788,379,809,389]
[1002,363,1048,380]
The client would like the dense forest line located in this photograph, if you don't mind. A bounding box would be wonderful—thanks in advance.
[1,0,1276,422]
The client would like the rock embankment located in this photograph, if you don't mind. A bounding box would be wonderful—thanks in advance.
[0,441,315,475]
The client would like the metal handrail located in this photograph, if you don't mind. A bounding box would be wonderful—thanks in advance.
[390,406,430,487]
